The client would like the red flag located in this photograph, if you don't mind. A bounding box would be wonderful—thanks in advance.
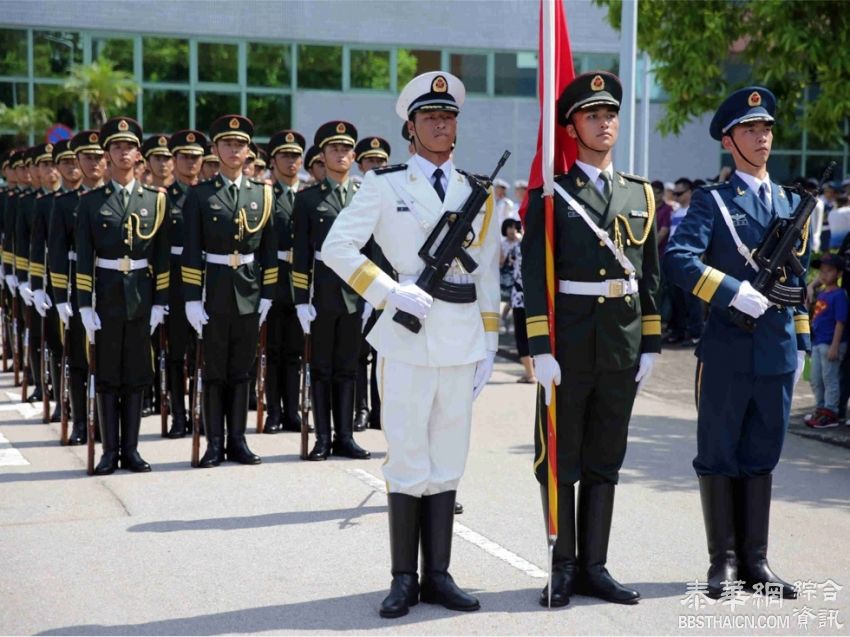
[519,0,577,222]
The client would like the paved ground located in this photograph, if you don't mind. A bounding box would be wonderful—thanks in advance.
[1,346,848,636]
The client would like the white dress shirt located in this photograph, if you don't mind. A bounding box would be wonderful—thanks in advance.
[575,159,614,197]
[735,170,772,210]
[412,153,452,195]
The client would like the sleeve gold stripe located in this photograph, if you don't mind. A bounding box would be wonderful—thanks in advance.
[181,275,202,285]
[526,315,548,324]
[692,267,725,303]
[77,272,92,281]
[641,318,662,336]
[263,272,279,283]
[181,266,202,276]
[794,316,810,334]
[51,275,68,285]
[347,260,382,296]
[482,316,500,332]
[527,321,549,339]
[293,279,309,290]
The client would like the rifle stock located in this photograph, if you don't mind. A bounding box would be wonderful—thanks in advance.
[159,327,168,437]
[300,334,311,460]
[191,336,203,467]
[256,323,267,433]
[86,340,96,476]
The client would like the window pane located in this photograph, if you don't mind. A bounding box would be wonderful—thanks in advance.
[297,45,341,90]
[247,94,291,137]
[34,83,84,131]
[92,37,134,74]
[0,82,29,108]
[143,89,189,133]
[143,37,188,83]
[574,53,618,76]
[248,42,291,88]
[0,29,28,76]
[351,50,390,90]
[33,31,82,78]
[450,53,487,94]
[763,153,802,185]
[494,52,537,97]
[195,92,240,132]
[198,42,238,84]
[397,49,440,88]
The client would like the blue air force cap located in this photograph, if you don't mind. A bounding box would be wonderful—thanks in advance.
[710,86,776,141]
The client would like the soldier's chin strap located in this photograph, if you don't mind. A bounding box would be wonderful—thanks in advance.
[569,115,609,154]
[728,132,765,170]
[410,117,456,157]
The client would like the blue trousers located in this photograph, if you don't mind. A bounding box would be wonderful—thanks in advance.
[694,359,793,477]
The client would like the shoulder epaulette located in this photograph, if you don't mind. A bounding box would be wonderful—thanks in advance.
[250,178,268,186]
[141,184,164,193]
[299,181,323,193]
[617,171,649,184]
[374,163,407,175]
[81,184,107,197]
[700,182,729,192]
[55,189,78,200]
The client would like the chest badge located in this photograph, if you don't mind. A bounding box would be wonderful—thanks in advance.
[140,208,149,217]
[250,201,258,210]
[731,212,749,227]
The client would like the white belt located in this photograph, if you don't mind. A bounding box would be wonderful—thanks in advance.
[314,250,322,262]
[205,252,255,268]
[170,246,184,256]
[277,250,291,263]
[67,251,77,261]
[558,278,638,298]
[96,257,149,273]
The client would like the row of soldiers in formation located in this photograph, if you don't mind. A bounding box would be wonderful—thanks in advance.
[0,113,406,473]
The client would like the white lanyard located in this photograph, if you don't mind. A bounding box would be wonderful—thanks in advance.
[709,190,759,272]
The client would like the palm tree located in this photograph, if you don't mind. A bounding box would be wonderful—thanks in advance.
[0,104,54,145]
[64,59,139,128]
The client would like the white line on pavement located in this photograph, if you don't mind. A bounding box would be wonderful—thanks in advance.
[0,431,29,466]
[345,467,547,579]
[1,391,43,419]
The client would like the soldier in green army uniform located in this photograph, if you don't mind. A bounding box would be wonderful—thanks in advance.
[3,150,31,381]
[181,115,276,468]
[161,129,208,439]
[304,145,325,185]
[49,130,107,444]
[76,117,171,474]
[261,129,306,434]
[292,121,371,461]
[0,152,13,360]
[201,141,220,181]
[142,134,174,190]
[521,72,661,607]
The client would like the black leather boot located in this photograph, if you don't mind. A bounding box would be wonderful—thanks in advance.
[282,362,302,432]
[419,491,480,612]
[27,346,43,402]
[380,493,421,619]
[735,474,797,599]
[539,483,577,607]
[166,362,189,438]
[67,369,88,445]
[120,390,151,472]
[225,381,261,464]
[576,483,640,604]
[199,382,225,468]
[263,365,282,434]
[308,379,332,460]
[49,355,62,422]
[331,380,370,459]
[354,359,369,432]
[699,475,737,599]
[93,392,120,475]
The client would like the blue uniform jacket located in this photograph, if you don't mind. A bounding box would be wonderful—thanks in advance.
[663,174,811,376]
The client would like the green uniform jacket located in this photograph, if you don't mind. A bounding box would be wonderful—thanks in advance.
[47,187,82,306]
[291,178,360,314]
[28,187,64,293]
[181,176,277,315]
[521,165,661,373]
[75,183,170,320]
[14,189,39,283]
[270,181,297,306]
[166,181,190,308]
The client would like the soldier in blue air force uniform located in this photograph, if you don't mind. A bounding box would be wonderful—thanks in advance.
[664,87,810,600]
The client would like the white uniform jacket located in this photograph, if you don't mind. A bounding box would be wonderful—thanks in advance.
[322,159,500,368]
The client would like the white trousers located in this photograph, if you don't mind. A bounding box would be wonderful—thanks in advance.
[378,355,475,497]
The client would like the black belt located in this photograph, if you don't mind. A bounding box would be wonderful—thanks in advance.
[431,281,476,304]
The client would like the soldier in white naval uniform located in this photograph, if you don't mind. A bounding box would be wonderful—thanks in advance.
[322,71,500,619]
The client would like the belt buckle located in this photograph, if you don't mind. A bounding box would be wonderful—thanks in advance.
[607,279,624,297]
[118,256,131,274]
[229,252,240,269]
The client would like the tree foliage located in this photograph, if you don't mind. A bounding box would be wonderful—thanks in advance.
[64,59,139,127]
[0,104,53,143]
[594,0,850,144]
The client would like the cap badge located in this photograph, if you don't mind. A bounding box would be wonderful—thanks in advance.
[45,144,53,153]
[229,118,240,129]
[158,136,167,146]
[89,133,98,143]
[370,138,381,149]
[432,75,448,93]
[336,122,346,134]
[285,132,295,143]
[118,119,129,132]
[186,132,196,143]
[591,75,605,91]
[748,91,762,107]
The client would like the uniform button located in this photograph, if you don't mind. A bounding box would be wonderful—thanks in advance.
[102,223,107,228]
[625,295,633,305]
[779,275,787,283]
[233,234,239,239]
[599,268,606,276]
[597,296,605,304]
[599,240,605,247]
[172,219,177,224]
[213,216,217,221]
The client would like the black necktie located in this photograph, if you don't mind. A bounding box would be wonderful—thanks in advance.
[432,168,446,202]
[121,188,129,211]
[229,183,238,208]
[287,189,295,206]
[758,183,768,208]
[336,185,346,209]
[599,172,612,202]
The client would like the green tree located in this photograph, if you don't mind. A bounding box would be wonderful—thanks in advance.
[63,59,139,127]
[594,0,850,144]
[0,104,53,144]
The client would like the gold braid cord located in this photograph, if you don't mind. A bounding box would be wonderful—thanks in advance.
[795,215,811,257]
[236,185,273,241]
[613,180,656,252]
[127,192,166,248]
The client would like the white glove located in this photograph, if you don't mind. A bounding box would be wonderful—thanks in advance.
[635,352,658,393]
[533,353,561,406]
[149,304,168,335]
[185,301,208,336]
[56,302,73,328]
[361,302,373,331]
[80,307,102,343]
[729,280,769,319]
[4,274,18,294]
[296,303,316,334]
[32,289,52,318]
[19,282,34,306]
[794,351,806,386]
[387,282,433,320]
[258,298,272,326]
[472,350,496,400]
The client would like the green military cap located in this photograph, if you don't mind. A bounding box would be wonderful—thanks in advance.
[9,149,24,168]
[709,86,776,141]
[0,150,10,170]
[141,134,172,159]
[557,71,622,125]
[247,142,259,160]
[169,129,207,155]
[33,142,54,165]
[210,114,253,143]
[100,116,143,148]
[304,145,323,168]
[354,136,391,163]
[23,146,37,165]
[314,120,357,149]
[70,130,104,155]
[267,129,306,157]
[51,139,75,162]
[202,141,219,164]
[254,148,268,170]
